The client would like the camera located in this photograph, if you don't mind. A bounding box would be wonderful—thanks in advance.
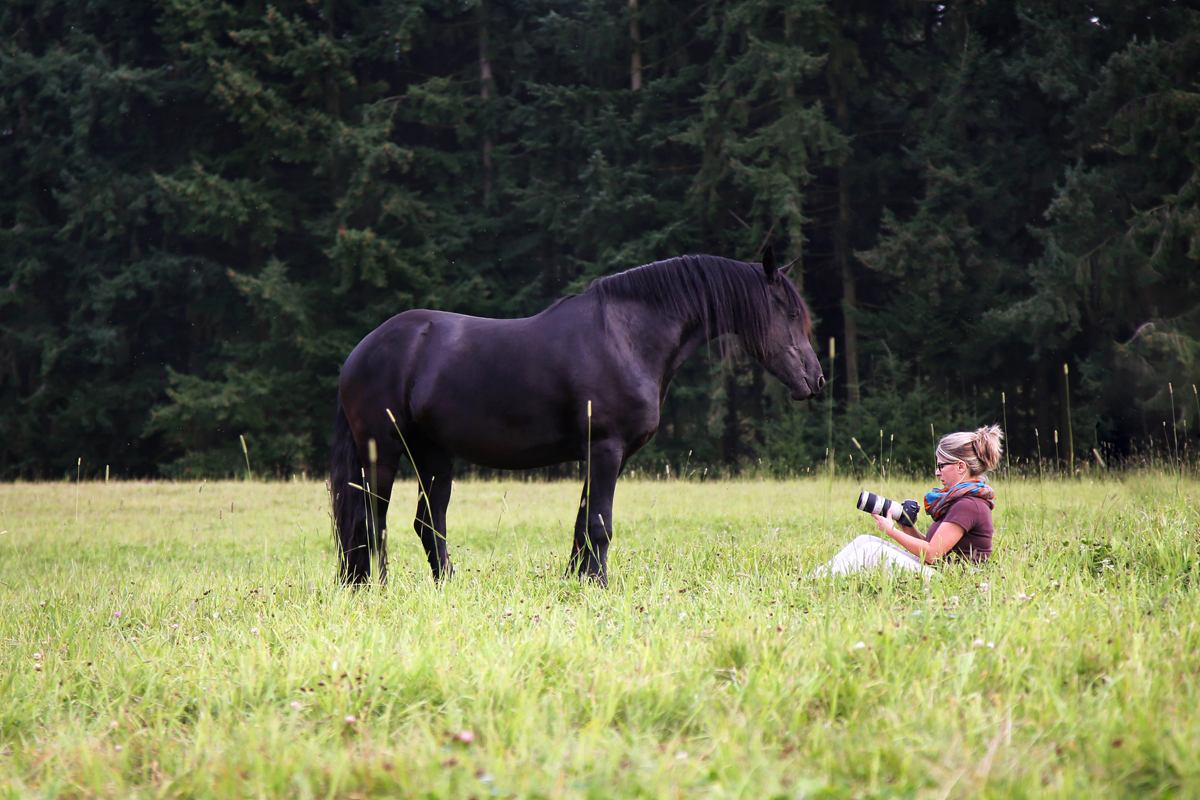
[856,490,920,527]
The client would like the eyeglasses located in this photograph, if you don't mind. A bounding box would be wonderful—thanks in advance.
[935,461,961,471]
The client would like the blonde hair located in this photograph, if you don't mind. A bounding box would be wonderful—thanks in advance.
[936,425,1004,477]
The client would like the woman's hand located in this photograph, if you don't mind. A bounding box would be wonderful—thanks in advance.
[871,514,897,538]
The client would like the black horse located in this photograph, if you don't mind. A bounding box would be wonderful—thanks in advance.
[330,248,824,586]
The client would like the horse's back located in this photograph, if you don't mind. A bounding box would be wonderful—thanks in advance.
[339,301,635,468]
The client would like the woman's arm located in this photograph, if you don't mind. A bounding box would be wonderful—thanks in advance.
[872,514,964,563]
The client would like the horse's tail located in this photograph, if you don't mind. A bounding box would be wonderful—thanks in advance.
[330,394,370,584]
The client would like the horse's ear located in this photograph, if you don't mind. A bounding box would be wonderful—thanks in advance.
[762,245,778,282]
[779,258,795,276]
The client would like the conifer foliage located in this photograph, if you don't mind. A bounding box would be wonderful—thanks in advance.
[1,0,1197,478]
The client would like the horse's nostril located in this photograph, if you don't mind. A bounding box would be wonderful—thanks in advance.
[816,375,826,391]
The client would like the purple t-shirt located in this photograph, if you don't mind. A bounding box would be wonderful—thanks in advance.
[925,496,993,563]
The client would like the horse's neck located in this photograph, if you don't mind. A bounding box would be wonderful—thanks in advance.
[611,297,731,383]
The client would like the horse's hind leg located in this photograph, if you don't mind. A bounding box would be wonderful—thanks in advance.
[353,435,400,584]
[411,448,455,581]
[567,440,623,587]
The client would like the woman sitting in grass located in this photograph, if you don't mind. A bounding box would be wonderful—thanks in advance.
[815,425,1004,577]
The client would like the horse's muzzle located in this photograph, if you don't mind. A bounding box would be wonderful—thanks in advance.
[791,374,825,400]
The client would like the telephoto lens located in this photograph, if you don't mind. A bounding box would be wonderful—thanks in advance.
[856,490,920,528]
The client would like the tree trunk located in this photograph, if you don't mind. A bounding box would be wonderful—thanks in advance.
[629,0,642,91]
[479,3,494,205]
[832,33,860,405]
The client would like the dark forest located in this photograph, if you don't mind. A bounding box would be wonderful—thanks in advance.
[2,0,1198,479]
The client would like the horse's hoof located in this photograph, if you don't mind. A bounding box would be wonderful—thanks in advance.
[582,572,608,588]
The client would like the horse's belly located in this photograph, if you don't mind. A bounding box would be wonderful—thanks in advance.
[435,425,575,470]
[411,399,576,469]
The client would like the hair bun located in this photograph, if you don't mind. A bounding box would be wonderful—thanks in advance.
[973,425,1004,472]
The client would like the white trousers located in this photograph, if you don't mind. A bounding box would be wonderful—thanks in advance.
[812,535,935,578]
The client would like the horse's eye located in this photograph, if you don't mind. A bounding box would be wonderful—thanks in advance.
[789,311,799,320]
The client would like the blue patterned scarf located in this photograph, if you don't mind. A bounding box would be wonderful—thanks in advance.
[924,479,995,521]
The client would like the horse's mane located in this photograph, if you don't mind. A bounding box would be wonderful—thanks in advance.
[586,254,811,358]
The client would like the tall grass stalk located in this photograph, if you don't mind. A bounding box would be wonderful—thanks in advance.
[367,437,384,582]
[1170,383,1181,493]
[826,337,835,478]
[240,434,251,481]
[1001,391,1009,475]
[879,430,884,480]
[385,409,436,548]
[586,400,592,562]
[850,437,881,479]
[1035,428,1043,479]
[1054,430,1060,479]
[1063,364,1074,476]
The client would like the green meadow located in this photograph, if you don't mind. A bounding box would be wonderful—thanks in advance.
[1,474,1198,798]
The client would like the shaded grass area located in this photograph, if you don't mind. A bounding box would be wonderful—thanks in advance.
[1,475,1199,798]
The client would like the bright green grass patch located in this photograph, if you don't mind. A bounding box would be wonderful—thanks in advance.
[1,475,1199,798]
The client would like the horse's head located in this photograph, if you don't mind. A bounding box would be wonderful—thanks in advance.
[756,247,825,401]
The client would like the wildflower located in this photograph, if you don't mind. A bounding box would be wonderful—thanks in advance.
[251,627,259,635]
[972,639,985,648]
[32,652,41,661]
[114,612,121,618]
[114,745,122,752]
[948,595,960,606]
[977,582,989,591]
[290,701,301,710]
[852,641,867,650]
[212,612,219,619]
[1017,592,1028,601]
[171,624,179,630]
[675,752,688,760]
[456,729,475,743]
[344,715,357,724]
[109,721,118,729]
[39,602,45,607]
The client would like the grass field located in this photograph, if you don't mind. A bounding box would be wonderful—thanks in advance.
[1,473,1199,798]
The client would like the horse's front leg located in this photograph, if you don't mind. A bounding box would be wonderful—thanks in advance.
[568,440,623,587]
